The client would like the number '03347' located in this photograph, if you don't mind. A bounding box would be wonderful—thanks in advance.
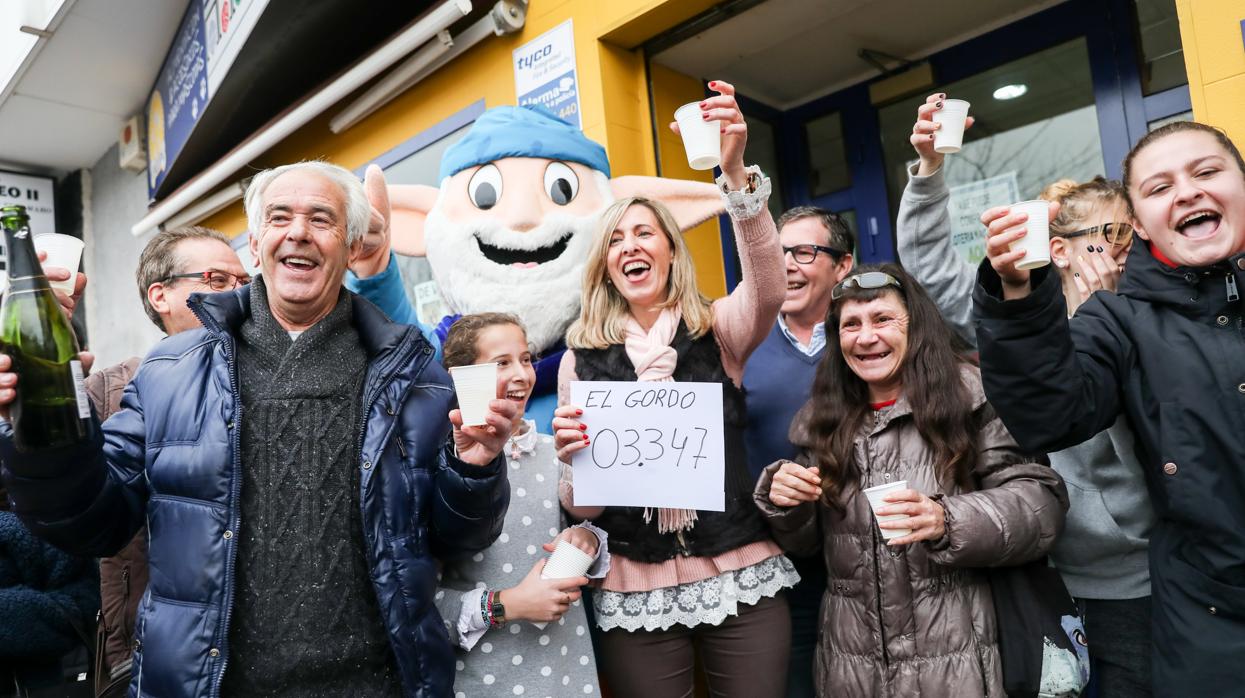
[588,427,709,470]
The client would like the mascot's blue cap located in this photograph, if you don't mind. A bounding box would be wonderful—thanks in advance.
[439,105,611,180]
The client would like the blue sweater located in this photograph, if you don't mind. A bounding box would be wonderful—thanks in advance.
[741,321,823,481]
[742,321,827,602]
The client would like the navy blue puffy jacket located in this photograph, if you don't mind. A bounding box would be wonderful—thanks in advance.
[0,285,509,697]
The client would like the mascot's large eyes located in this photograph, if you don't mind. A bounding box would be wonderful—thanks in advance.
[544,161,579,206]
[468,164,503,210]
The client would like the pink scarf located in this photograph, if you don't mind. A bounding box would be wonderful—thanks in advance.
[624,308,698,534]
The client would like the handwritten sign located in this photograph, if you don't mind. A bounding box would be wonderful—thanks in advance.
[569,381,724,511]
[513,19,581,128]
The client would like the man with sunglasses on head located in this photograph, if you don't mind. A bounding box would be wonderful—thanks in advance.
[87,225,250,696]
[741,205,853,698]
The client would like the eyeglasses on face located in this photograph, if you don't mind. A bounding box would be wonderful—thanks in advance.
[783,244,846,265]
[1056,222,1135,249]
[831,271,902,301]
[166,270,251,292]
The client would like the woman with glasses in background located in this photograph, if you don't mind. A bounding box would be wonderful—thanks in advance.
[981,179,1155,698]
[754,264,1067,697]
[896,92,1154,697]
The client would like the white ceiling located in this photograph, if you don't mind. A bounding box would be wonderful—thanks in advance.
[0,0,191,175]
[652,0,1066,110]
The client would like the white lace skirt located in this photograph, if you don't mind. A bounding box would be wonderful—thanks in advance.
[593,555,800,632]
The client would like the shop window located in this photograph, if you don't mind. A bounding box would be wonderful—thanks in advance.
[1135,0,1186,96]
[383,122,473,326]
[805,111,851,198]
[879,38,1102,268]
[358,108,479,326]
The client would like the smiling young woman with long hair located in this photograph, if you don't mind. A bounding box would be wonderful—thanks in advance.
[755,263,1067,697]
[975,122,1245,695]
[552,80,799,698]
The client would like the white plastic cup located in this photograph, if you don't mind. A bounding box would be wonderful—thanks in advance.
[448,362,498,427]
[33,234,84,294]
[862,480,912,540]
[932,99,971,154]
[674,102,721,171]
[1008,200,1052,271]
[541,539,595,580]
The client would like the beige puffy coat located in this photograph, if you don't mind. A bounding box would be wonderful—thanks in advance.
[754,367,1067,697]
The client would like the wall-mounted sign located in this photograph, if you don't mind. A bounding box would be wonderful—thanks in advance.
[513,19,581,128]
[0,170,56,235]
[146,0,270,201]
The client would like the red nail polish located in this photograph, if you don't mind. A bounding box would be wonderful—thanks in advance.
[575,409,583,415]
[709,81,716,87]
[579,424,587,431]
[583,435,589,442]
[702,112,710,120]
[699,101,707,108]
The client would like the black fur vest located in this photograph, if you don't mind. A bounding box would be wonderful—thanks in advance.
[572,323,771,563]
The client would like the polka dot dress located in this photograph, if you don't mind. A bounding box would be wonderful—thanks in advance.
[435,432,600,697]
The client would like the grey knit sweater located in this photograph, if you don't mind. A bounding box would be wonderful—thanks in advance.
[222,280,400,697]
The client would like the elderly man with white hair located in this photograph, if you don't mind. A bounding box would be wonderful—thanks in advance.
[0,161,516,698]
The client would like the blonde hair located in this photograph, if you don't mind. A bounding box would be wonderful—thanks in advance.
[566,197,713,349]
[1039,176,1126,237]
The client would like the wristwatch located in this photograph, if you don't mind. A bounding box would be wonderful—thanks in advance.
[489,590,507,628]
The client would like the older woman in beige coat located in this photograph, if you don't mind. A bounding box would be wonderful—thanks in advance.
[755,264,1067,697]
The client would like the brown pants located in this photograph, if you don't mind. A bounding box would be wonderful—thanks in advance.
[598,593,791,698]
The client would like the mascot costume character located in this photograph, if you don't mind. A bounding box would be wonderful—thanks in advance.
[345,106,727,432]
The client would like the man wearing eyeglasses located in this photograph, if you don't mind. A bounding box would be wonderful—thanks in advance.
[741,205,853,698]
[0,161,514,698]
[78,225,249,696]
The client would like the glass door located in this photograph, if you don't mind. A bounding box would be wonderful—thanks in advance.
[778,83,895,264]
[876,38,1104,268]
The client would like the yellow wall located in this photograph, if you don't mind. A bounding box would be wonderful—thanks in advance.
[1176,0,1245,145]
[649,63,724,298]
[200,0,730,296]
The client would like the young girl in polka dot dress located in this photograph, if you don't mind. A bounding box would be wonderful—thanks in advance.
[437,313,608,697]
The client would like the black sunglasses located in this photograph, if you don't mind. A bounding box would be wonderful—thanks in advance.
[831,271,902,300]
[783,244,847,265]
[1055,222,1135,248]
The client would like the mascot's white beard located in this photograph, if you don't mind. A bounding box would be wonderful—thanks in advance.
[424,201,606,353]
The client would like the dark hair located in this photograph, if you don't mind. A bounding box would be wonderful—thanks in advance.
[1121,121,1245,216]
[777,206,855,256]
[443,312,527,370]
[136,225,232,330]
[805,263,977,506]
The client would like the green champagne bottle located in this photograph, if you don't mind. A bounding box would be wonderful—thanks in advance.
[0,205,89,452]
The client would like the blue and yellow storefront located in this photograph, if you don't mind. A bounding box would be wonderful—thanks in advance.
[164,0,1242,297]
